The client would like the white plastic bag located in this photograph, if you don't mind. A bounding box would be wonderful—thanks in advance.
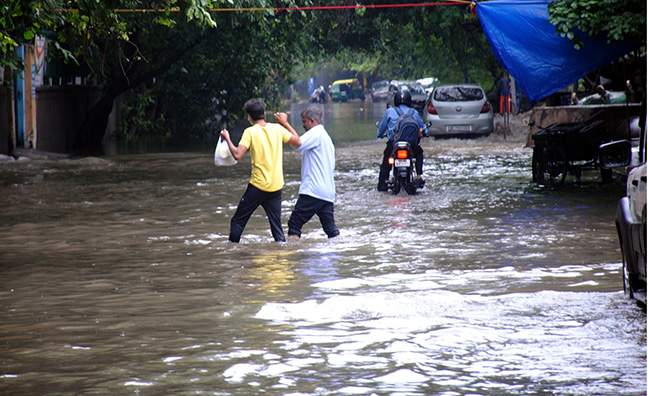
[214,137,237,166]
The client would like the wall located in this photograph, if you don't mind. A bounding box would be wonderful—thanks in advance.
[0,87,10,155]
[36,86,100,153]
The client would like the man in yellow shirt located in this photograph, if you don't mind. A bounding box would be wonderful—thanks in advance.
[220,98,301,242]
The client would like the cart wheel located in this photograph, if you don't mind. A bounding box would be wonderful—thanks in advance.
[600,167,613,184]
[532,145,544,183]
[536,145,567,187]
[546,146,567,187]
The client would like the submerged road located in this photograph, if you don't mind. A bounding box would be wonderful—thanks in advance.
[0,101,645,395]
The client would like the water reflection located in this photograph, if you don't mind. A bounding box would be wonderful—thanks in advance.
[247,251,296,297]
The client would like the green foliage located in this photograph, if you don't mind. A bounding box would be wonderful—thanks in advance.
[549,0,647,49]
[299,5,501,89]
[118,88,169,141]
[1,0,62,68]
[2,0,502,147]
[116,1,313,143]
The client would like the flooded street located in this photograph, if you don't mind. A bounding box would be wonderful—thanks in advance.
[0,101,645,395]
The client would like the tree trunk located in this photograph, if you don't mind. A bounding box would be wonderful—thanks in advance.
[74,91,116,155]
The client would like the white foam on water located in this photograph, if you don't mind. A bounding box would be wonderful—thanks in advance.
[222,363,263,383]
[374,368,428,384]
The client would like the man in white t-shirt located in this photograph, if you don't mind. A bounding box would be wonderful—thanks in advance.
[286,104,339,239]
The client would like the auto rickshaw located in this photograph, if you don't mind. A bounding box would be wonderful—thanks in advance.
[331,79,365,102]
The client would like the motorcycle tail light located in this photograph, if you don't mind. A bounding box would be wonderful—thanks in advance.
[388,157,394,165]
[396,150,409,159]
[427,102,437,115]
[480,101,492,113]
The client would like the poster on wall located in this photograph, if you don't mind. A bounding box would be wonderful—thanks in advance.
[33,36,47,88]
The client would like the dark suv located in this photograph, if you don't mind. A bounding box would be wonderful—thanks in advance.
[600,136,647,305]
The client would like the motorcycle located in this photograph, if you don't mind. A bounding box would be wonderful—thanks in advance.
[387,141,421,195]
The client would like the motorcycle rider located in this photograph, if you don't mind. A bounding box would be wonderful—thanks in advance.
[376,89,428,191]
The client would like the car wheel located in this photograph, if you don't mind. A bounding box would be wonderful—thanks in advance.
[617,221,636,300]
[623,256,634,299]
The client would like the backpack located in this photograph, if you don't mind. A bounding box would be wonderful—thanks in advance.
[392,107,420,146]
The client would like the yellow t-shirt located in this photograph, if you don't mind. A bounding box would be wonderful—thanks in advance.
[239,123,292,192]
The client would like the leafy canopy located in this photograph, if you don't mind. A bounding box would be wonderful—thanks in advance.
[549,0,647,49]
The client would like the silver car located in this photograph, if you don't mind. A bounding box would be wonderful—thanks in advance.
[424,84,494,138]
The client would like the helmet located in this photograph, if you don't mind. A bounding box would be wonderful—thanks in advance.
[393,89,412,107]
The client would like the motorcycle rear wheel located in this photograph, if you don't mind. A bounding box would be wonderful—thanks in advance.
[391,178,401,195]
[404,179,417,195]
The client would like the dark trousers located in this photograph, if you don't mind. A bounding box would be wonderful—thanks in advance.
[378,141,424,190]
[229,184,285,243]
[288,194,339,238]
[378,141,394,191]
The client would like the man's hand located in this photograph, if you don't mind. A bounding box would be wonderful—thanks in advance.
[274,112,289,126]
[220,129,230,141]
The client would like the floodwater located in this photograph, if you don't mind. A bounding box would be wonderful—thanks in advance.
[0,101,645,395]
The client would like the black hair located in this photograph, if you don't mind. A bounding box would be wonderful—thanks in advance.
[244,98,266,121]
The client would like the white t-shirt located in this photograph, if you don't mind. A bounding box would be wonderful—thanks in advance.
[297,124,335,203]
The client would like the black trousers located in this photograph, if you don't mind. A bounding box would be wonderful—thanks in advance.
[288,194,339,238]
[229,184,285,243]
[378,141,424,190]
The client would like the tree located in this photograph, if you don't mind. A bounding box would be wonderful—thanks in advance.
[549,0,647,49]
[2,0,309,154]
[299,3,501,89]
[116,5,313,146]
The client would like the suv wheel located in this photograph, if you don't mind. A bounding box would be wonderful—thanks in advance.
[623,257,634,299]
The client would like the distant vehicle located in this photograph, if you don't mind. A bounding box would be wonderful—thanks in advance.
[404,82,427,111]
[599,138,646,305]
[370,80,390,101]
[417,77,439,95]
[331,79,365,102]
[424,84,494,138]
[386,81,426,111]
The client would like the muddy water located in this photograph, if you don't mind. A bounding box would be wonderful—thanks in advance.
[0,101,645,395]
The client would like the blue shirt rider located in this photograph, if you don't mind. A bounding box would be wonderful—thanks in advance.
[376,89,428,191]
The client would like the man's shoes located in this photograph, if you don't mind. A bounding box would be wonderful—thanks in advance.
[414,177,425,188]
[377,183,388,192]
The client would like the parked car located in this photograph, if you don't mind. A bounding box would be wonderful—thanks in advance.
[331,79,365,102]
[416,77,439,95]
[424,84,494,138]
[599,138,646,305]
[370,80,390,101]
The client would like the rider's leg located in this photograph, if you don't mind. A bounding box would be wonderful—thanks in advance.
[377,141,393,191]
[414,144,424,176]
[414,144,425,187]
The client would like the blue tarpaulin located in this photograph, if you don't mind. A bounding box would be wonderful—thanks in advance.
[476,0,637,101]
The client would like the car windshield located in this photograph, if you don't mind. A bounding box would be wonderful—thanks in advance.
[372,81,388,90]
[410,84,426,95]
[434,87,484,102]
